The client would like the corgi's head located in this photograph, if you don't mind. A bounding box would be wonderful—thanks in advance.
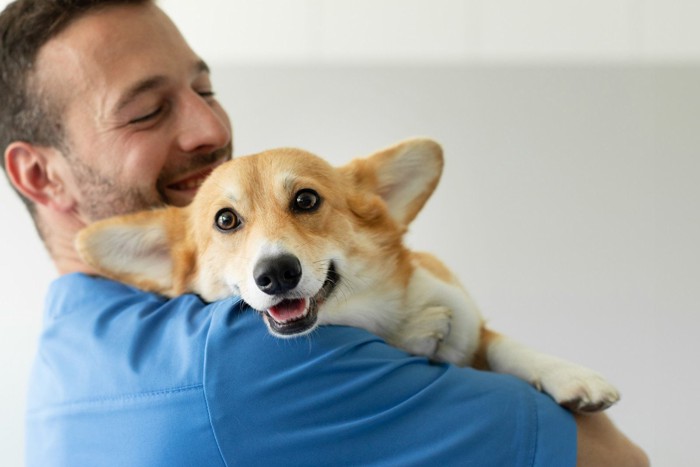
[77,138,443,337]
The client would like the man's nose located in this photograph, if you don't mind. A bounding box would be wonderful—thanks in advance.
[176,91,231,154]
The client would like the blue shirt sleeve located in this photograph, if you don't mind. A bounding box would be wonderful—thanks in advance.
[26,274,576,466]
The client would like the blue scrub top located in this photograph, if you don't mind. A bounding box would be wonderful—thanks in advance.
[26,273,576,466]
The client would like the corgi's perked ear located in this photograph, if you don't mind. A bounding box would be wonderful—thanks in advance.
[343,138,443,226]
[76,207,196,297]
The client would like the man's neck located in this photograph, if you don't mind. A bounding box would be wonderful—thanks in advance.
[39,206,97,276]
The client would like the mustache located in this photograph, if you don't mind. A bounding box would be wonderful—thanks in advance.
[157,143,233,187]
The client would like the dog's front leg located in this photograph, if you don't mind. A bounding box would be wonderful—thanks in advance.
[395,265,483,364]
[391,305,454,359]
[480,329,620,412]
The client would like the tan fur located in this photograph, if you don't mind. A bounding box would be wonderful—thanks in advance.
[471,326,501,371]
[77,137,620,413]
[412,251,459,285]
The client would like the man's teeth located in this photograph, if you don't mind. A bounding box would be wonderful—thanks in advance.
[172,176,205,191]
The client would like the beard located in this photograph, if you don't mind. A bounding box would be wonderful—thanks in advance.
[67,144,232,222]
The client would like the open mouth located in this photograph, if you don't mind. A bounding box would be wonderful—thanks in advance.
[166,162,222,193]
[167,171,212,191]
[162,154,230,205]
[264,262,339,336]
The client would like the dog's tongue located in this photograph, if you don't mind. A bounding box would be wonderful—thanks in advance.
[268,298,308,323]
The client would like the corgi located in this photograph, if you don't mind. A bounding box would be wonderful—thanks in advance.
[77,138,619,413]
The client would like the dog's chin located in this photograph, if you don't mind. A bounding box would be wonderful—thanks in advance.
[262,262,339,338]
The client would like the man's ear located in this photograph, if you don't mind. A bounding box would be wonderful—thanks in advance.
[4,142,74,211]
[341,138,444,226]
[76,207,196,297]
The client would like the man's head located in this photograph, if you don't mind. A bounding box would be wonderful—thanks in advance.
[0,0,232,270]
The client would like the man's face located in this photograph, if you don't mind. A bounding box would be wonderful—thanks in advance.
[34,3,232,221]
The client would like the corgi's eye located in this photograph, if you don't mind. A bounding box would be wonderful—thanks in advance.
[215,208,241,232]
[293,189,321,212]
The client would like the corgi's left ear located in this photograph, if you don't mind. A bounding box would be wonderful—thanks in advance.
[76,207,195,297]
[344,138,444,226]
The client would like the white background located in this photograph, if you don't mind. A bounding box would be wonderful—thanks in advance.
[1,1,698,465]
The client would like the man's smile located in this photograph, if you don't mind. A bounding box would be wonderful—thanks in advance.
[167,166,218,191]
[160,147,231,205]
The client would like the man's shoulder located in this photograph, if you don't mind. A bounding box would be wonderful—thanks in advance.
[31,273,229,407]
[27,272,227,467]
[203,309,577,466]
[45,273,177,319]
[29,276,576,465]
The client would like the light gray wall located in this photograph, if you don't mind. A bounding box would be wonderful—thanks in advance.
[157,0,700,63]
[218,65,698,466]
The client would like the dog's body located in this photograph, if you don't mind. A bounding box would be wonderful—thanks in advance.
[78,138,619,412]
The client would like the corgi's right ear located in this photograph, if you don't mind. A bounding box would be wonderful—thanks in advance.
[343,138,444,227]
[76,207,195,297]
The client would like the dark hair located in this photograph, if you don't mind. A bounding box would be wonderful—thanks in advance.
[0,0,151,217]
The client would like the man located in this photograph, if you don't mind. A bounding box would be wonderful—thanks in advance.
[1,0,647,465]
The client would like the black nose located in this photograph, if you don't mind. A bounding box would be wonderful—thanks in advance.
[254,254,302,295]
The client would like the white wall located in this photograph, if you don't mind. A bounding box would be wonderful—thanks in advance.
[1,1,698,466]
[1,0,699,63]
[159,0,700,64]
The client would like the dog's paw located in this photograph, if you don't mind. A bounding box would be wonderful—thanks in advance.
[399,305,453,358]
[537,362,620,413]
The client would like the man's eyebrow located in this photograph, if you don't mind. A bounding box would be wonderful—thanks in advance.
[196,59,211,75]
[112,60,212,114]
[113,75,168,114]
